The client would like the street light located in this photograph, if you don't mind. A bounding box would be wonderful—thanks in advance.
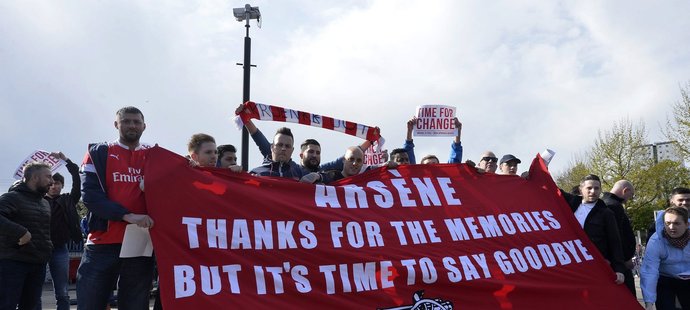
[233,4,261,171]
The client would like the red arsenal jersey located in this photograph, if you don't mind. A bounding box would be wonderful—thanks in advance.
[85,141,151,244]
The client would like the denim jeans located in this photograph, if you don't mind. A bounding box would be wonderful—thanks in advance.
[0,259,46,310]
[76,244,154,310]
[41,244,71,310]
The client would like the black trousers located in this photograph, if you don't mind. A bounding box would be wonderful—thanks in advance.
[656,276,690,310]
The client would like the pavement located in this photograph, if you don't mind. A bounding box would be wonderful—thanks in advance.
[39,276,647,309]
[40,282,156,309]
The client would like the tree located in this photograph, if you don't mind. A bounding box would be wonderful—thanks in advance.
[664,82,690,161]
[625,160,690,231]
[587,117,651,188]
[555,159,590,193]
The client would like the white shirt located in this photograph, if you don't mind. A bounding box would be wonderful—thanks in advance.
[574,202,596,228]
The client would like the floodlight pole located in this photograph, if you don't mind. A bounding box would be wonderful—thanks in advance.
[240,17,252,171]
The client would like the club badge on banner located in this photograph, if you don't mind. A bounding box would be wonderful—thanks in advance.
[13,150,64,179]
[143,146,641,309]
[413,105,457,137]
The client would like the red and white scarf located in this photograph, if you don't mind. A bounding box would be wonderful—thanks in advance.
[234,101,384,148]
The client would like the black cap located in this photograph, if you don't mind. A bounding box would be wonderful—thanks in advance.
[500,154,521,165]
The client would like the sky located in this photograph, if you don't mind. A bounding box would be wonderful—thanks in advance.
[1,0,689,191]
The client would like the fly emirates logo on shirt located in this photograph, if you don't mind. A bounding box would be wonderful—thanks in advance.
[113,167,143,183]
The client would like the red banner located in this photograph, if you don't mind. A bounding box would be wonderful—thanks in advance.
[144,146,641,309]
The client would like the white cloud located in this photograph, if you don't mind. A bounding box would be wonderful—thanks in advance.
[1,0,688,190]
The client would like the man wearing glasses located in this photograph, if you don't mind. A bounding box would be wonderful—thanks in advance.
[477,151,498,173]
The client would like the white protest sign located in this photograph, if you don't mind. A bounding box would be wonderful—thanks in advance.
[364,143,387,166]
[413,105,457,137]
[13,150,65,180]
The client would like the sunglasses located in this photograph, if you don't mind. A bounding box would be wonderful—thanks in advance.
[481,156,498,163]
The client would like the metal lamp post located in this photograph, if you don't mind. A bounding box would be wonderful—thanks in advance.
[233,4,261,171]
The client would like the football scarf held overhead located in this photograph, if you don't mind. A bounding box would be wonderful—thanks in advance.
[234,101,383,146]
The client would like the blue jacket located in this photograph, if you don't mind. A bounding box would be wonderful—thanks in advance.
[403,140,416,164]
[80,142,131,233]
[448,141,463,163]
[640,229,690,303]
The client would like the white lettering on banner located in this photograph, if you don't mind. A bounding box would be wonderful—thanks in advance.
[389,221,442,245]
[201,266,222,295]
[314,177,462,209]
[400,257,438,285]
[443,210,561,241]
[318,261,393,295]
[182,217,202,248]
[368,181,394,208]
[442,253,491,282]
[292,265,312,293]
[330,221,384,248]
[181,218,317,250]
[494,239,593,275]
[173,264,243,298]
[174,265,195,298]
[254,263,312,295]
[169,241,592,298]
[344,185,368,208]
[208,219,227,249]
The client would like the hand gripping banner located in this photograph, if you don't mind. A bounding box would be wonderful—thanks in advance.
[234,101,383,147]
[143,146,641,309]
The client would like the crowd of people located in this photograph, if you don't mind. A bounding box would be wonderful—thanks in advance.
[1,105,689,310]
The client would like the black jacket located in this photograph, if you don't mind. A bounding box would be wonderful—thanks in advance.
[561,191,626,274]
[46,160,83,246]
[0,182,53,264]
[601,192,636,262]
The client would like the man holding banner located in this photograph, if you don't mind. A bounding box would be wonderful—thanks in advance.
[76,106,155,310]
[187,133,218,168]
[561,174,626,284]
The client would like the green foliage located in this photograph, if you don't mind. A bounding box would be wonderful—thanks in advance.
[627,203,657,233]
[555,160,590,193]
[625,160,690,231]
[588,117,651,188]
[664,82,690,161]
[555,114,690,233]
